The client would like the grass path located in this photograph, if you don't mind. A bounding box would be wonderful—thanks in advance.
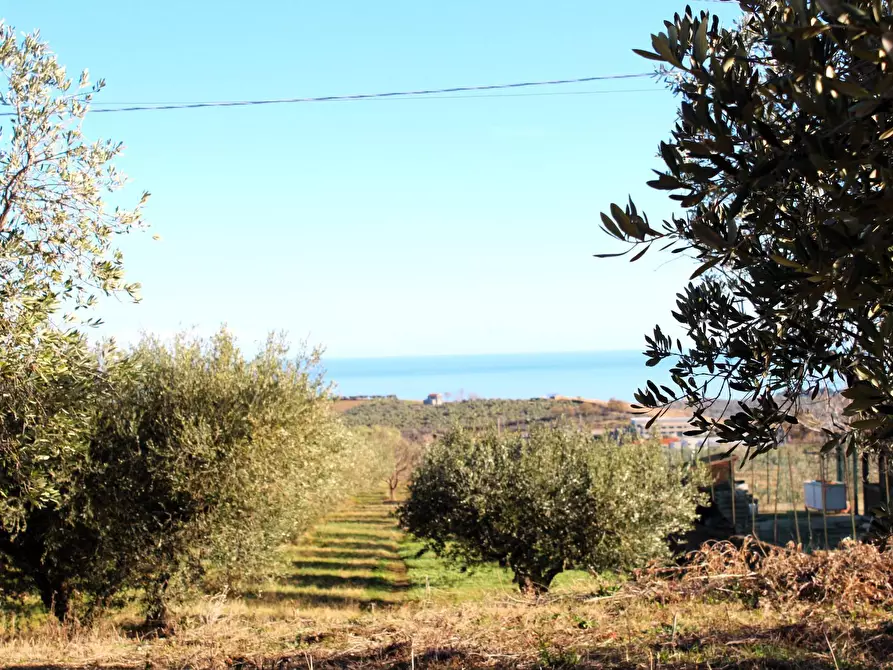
[261,490,411,608]
[257,489,599,610]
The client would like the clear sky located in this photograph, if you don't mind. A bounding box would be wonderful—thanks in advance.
[3,1,740,358]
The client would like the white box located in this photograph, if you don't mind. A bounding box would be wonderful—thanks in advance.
[804,480,848,512]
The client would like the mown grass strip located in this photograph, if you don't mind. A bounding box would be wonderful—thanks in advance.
[260,490,410,609]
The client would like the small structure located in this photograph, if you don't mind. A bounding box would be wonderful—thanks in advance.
[630,416,690,439]
[700,453,739,486]
[804,480,848,513]
[698,452,756,535]
[423,393,444,406]
[630,416,724,449]
[862,453,891,512]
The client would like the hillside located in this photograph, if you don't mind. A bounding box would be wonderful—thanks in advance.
[338,397,637,440]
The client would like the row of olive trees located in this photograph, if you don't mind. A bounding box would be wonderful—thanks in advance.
[0,23,378,625]
[0,329,373,625]
[398,425,706,594]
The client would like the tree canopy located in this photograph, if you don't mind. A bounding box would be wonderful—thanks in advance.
[0,330,373,623]
[398,426,704,594]
[0,23,148,532]
[600,0,893,459]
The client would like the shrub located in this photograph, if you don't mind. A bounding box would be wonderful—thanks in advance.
[0,336,118,620]
[0,329,370,623]
[398,426,705,594]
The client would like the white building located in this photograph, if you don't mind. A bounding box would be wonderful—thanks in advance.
[630,416,691,439]
[423,393,444,406]
[630,416,724,449]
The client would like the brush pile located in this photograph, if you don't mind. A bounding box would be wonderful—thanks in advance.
[630,536,893,611]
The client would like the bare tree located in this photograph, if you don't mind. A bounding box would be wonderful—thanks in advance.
[385,437,423,501]
[354,426,424,501]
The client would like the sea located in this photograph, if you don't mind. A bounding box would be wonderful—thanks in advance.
[321,350,674,402]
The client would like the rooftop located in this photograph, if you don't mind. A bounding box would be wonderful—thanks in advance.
[630,415,691,424]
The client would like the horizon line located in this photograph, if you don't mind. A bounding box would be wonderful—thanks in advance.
[322,348,644,362]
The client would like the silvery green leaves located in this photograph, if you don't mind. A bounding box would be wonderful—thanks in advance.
[0,24,147,534]
[598,1,893,459]
[0,329,370,621]
[398,426,705,594]
[0,22,148,329]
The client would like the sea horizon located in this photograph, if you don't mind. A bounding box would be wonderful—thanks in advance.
[321,349,673,402]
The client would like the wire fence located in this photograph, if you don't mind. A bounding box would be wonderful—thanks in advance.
[667,442,888,515]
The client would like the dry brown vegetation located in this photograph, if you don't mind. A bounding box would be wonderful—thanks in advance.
[632,536,893,611]
[2,584,891,669]
[332,399,373,413]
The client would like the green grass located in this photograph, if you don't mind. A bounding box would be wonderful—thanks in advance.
[399,536,602,602]
[398,536,516,601]
[257,489,603,609]
[254,491,410,609]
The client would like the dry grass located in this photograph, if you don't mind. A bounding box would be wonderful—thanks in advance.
[331,399,372,413]
[630,535,893,612]
[4,593,891,669]
[2,495,893,669]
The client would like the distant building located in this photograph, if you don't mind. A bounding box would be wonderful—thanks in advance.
[423,393,444,406]
[630,415,723,449]
[630,416,691,439]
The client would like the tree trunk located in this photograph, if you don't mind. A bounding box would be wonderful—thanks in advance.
[0,520,73,621]
[145,602,173,635]
[34,575,72,622]
[144,574,175,636]
[516,572,550,596]
[388,478,398,501]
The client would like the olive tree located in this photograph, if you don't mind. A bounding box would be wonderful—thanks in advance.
[599,0,893,462]
[0,22,147,533]
[398,426,704,594]
[1,330,371,624]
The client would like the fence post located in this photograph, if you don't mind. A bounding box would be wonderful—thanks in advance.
[844,448,857,541]
[773,455,781,544]
[881,454,890,506]
[787,448,801,547]
[836,445,845,484]
[730,455,737,531]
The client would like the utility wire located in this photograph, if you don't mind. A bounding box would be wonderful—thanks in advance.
[92,86,664,107]
[0,72,654,116]
[92,87,664,106]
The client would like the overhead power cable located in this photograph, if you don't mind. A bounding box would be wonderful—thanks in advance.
[91,87,663,107]
[0,72,655,116]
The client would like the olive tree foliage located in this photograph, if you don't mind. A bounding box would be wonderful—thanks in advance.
[0,23,147,531]
[598,0,893,460]
[398,426,705,594]
[353,425,423,500]
[1,330,373,623]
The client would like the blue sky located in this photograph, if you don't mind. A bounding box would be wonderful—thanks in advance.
[3,1,739,358]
